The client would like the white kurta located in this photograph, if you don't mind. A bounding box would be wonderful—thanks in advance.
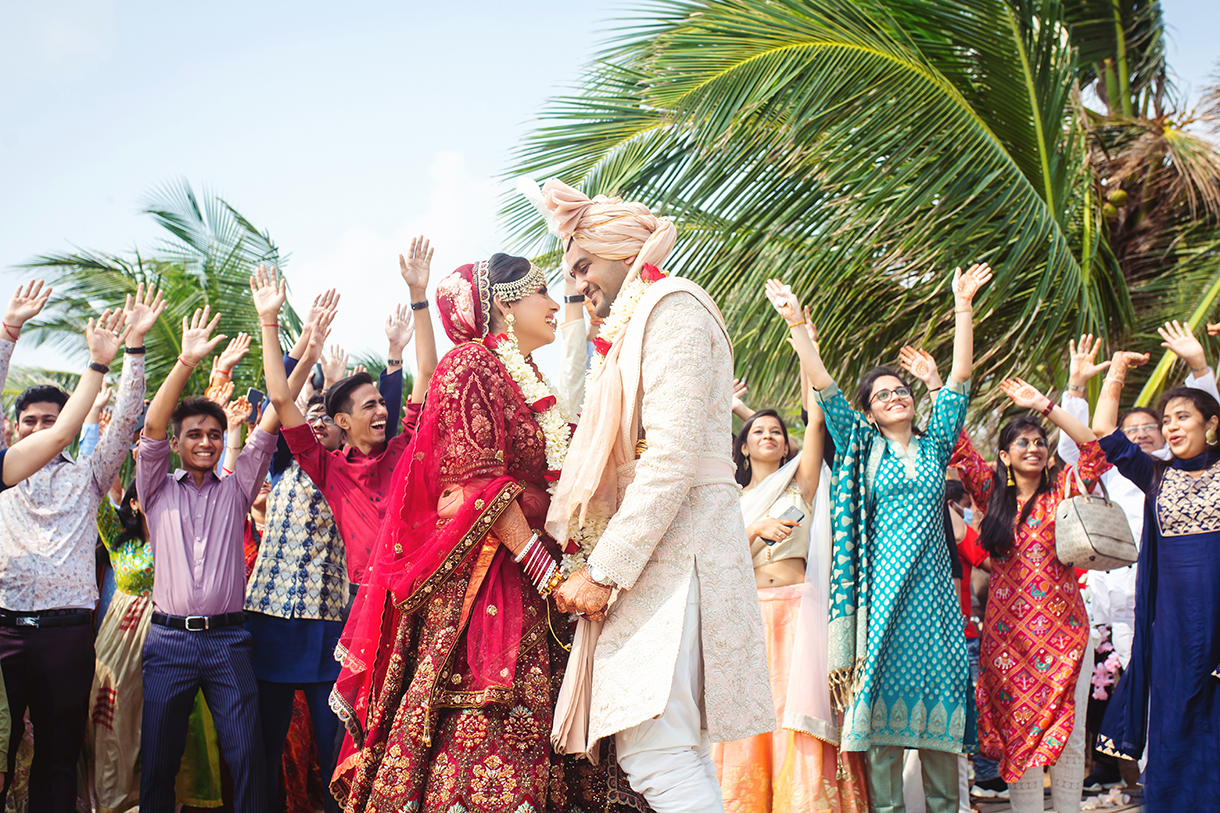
[585,283,773,746]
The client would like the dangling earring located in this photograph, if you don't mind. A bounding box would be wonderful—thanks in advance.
[743,455,751,471]
[505,312,517,343]
[1207,427,1218,447]
[1006,465,1015,487]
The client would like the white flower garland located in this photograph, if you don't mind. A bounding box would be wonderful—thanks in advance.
[586,274,651,381]
[489,330,570,493]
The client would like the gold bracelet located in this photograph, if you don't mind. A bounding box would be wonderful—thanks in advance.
[955,307,973,314]
[540,569,564,597]
[786,320,806,329]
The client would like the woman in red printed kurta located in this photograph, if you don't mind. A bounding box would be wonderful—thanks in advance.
[949,377,1108,813]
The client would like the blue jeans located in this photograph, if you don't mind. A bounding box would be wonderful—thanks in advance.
[966,637,1000,782]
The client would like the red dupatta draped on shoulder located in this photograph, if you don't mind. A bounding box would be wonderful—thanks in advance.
[330,263,552,792]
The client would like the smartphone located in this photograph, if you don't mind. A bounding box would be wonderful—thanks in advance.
[762,505,805,546]
[310,363,325,394]
[245,388,265,422]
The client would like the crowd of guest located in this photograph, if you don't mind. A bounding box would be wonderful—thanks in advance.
[0,221,1212,813]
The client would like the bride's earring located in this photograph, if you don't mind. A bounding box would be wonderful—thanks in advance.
[505,312,517,343]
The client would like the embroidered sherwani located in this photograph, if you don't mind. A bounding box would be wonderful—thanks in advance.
[586,283,773,745]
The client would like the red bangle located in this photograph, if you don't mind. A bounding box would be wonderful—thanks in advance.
[1040,399,1055,417]
[262,322,279,328]
[2,323,19,341]
[178,356,197,369]
[213,369,231,378]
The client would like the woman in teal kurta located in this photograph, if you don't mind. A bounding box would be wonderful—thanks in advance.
[772,263,991,813]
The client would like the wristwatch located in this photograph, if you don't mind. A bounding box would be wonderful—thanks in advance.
[564,294,586,304]
[588,564,615,588]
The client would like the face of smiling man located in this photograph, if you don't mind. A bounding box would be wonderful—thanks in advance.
[332,382,388,454]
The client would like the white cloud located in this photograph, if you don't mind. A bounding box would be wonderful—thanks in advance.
[289,150,499,363]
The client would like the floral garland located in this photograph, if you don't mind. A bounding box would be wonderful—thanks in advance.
[587,263,667,381]
[484,329,570,493]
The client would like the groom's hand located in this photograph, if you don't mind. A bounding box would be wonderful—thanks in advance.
[555,569,610,621]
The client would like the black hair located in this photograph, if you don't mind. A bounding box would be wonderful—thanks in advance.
[115,481,146,544]
[325,372,376,419]
[1157,387,1220,462]
[1118,406,1160,430]
[170,397,226,438]
[15,385,69,419]
[486,253,539,333]
[306,392,326,411]
[733,410,794,487]
[854,366,924,436]
[977,417,1052,558]
[944,479,966,505]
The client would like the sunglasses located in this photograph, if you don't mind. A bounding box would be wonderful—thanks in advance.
[870,386,912,404]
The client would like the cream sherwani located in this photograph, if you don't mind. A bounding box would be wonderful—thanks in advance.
[584,280,773,748]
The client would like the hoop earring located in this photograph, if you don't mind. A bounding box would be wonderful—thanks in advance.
[1207,427,1218,447]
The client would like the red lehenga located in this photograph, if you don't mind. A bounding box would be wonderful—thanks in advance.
[330,261,646,813]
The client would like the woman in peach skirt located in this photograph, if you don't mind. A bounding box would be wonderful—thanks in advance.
[712,281,868,813]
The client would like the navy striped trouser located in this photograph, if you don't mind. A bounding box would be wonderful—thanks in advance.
[140,622,267,813]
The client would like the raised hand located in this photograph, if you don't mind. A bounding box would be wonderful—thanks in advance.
[123,283,166,343]
[92,384,113,413]
[225,397,252,432]
[764,279,802,326]
[352,364,367,376]
[951,262,993,305]
[385,304,414,353]
[86,309,132,366]
[801,306,818,348]
[999,377,1050,412]
[216,333,252,374]
[1208,323,1220,338]
[4,280,52,334]
[1068,334,1110,384]
[179,307,226,366]
[1158,320,1208,372]
[899,346,943,390]
[399,236,434,297]
[303,289,340,331]
[732,378,749,407]
[249,265,287,322]
[304,310,336,365]
[206,380,234,406]
[1108,350,1151,383]
[321,344,349,387]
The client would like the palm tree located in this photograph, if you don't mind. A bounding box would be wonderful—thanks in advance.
[20,179,301,396]
[505,0,1220,417]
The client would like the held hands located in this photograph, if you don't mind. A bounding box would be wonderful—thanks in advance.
[122,283,166,344]
[399,236,434,297]
[999,377,1050,413]
[951,263,993,306]
[249,265,288,322]
[179,307,226,367]
[899,346,943,390]
[86,309,132,366]
[553,569,611,621]
[385,304,414,354]
[4,280,52,332]
[1068,334,1110,385]
[1158,320,1208,373]
[764,279,803,326]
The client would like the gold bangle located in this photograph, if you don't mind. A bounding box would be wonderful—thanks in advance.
[786,320,806,329]
[955,307,973,314]
[540,569,564,597]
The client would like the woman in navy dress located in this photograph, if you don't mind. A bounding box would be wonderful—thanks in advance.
[1090,349,1220,811]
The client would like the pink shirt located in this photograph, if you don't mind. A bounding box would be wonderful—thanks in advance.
[137,427,276,616]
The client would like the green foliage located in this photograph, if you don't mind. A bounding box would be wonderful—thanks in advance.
[505,0,1220,420]
[20,180,301,397]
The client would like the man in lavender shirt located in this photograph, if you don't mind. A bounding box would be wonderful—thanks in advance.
[136,303,327,813]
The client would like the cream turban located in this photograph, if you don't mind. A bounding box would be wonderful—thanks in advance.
[518,177,677,283]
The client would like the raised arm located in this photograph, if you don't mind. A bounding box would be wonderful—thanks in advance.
[220,397,251,477]
[1000,376,1096,445]
[3,310,129,487]
[948,262,992,384]
[0,281,54,451]
[383,303,412,433]
[1160,320,1220,402]
[1093,351,1151,438]
[899,345,944,401]
[144,307,225,440]
[398,236,438,402]
[765,279,833,390]
[254,266,334,433]
[209,332,251,391]
[1058,334,1110,464]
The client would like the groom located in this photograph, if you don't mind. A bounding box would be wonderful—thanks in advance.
[540,179,772,813]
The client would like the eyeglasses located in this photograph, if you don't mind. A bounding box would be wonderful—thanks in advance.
[306,414,335,427]
[1010,438,1049,451]
[870,386,912,404]
[1121,423,1159,437]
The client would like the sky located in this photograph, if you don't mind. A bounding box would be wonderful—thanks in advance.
[1,0,1217,374]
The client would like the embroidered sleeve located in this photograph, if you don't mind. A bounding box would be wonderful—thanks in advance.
[91,352,146,494]
[813,382,866,457]
[949,431,994,513]
[1075,441,1111,490]
[432,343,511,486]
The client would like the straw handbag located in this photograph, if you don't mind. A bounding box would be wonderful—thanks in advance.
[1055,466,1138,571]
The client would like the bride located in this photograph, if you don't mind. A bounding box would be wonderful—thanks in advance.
[329,255,633,813]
